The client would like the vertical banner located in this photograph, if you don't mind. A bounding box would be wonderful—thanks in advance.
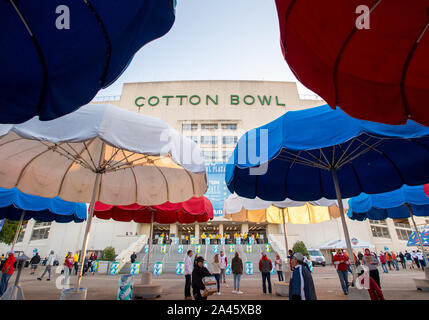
[226,263,231,275]
[249,237,254,245]
[195,244,201,254]
[220,238,225,245]
[176,262,184,275]
[265,244,271,253]
[229,244,235,253]
[109,262,119,275]
[117,275,133,300]
[246,245,252,254]
[153,262,163,276]
[177,245,184,254]
[174,237,179,245]
[160,244,167,254]
[212,245,218,254]
[235,238,241,245]
[144,245,149,254]
[245,262,253,275]
[130,263,140,276]
[205,238,210,245]
[191,237,196,245]
[205,162,232,217]
[158,237,164,245]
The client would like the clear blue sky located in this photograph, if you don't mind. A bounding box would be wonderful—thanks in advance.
[97,0,316,97]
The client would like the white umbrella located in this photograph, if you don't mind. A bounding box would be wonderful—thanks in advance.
[224,193,348,256]
[0,104,207,294]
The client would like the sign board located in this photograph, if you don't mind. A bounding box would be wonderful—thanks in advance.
[205,162,231,217]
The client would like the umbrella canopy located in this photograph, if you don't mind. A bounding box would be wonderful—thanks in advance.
[94,196,214,224]
[223,193,345,224]
[319,238,375,250]
[0,103,207,205]
[225,104,429,280]
[275,0,429,126]
[0,0,175,123]
[226,105,429,201]
[0,187,86,223]
[348,185,429,221]
[0,103,207,293]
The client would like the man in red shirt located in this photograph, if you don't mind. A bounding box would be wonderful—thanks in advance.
[0,251,15,297]
[333,249,351,295]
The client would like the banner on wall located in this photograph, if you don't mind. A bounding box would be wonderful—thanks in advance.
[205,162,231,217]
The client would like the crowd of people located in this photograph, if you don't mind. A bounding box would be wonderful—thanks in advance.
[183,249,317,301]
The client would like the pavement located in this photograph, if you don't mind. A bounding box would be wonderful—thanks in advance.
[9,265,429,300]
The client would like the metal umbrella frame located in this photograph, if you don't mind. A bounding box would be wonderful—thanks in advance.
[0,104,208,294]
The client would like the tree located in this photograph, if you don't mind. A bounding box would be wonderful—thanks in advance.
[292,241,310,259]
[0,220,21,245]
[101,246,116,261]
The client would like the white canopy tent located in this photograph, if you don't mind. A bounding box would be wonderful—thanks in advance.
[319,238,375,250]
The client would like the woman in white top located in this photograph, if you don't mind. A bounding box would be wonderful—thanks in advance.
[212,254,221,295]
[275,254,284,281]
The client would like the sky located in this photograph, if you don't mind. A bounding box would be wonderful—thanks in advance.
[97,0,316,98]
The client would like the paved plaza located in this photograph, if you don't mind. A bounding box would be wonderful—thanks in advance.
[12,265,429,300]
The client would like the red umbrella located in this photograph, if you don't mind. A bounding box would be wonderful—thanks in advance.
[425,184,429,198]
[94,196,214,224]
[275,0,429,126]
[94,196,213,272]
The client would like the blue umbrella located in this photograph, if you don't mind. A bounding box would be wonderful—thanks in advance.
[348,185,429,263]
[226,104,429,277]
[0,187,87,250]
[0,0,176,123]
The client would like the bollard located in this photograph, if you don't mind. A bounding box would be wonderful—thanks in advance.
[117,275,133,300]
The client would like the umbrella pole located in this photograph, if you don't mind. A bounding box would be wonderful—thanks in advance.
[407,204,427,265]
[74,142,105,293]
[331,168,356,283]
[281,208,289,257]
[146,211,154,272]
[11,210,25,251]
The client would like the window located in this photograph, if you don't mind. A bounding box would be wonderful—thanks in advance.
[186,136,198,143]
[221,123,237,130]
[396,228,412,241]
[31,221,51,241]
[202,150,217,161]
[201,136,218,145]
[222,150,233,161]
[394,220,410,229]
[201,124,218,130]
[182,123,198,131]
[369,219,387,225]
[370,225,391,238]
[222,136,238,145]
[31,228,50,241]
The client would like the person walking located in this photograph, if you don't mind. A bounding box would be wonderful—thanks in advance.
[289,252,317,300]
[379,252,388,273]
[416,250,426,270]
[63,252,74,287]
[411,251,420,269]
[184,250,193,300]
[29,252,41,275]
[398,252,406,269]
[192,256,211,301]
[405,251,413,269]
[362,248,381,289]
[231,252,243,294]
[275,254,284,281]
[38,250,55,281]
[288,249,294,271]
[385,252,392,271]
[73,252,79,275]
[333,249,351,295]
[211,254,221,295]
[391,252,399,271]
[357,251,364,264]
[219,251,228,286]
[130,252,137,264]
[0,251,16,297]
[259,252,273,295]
